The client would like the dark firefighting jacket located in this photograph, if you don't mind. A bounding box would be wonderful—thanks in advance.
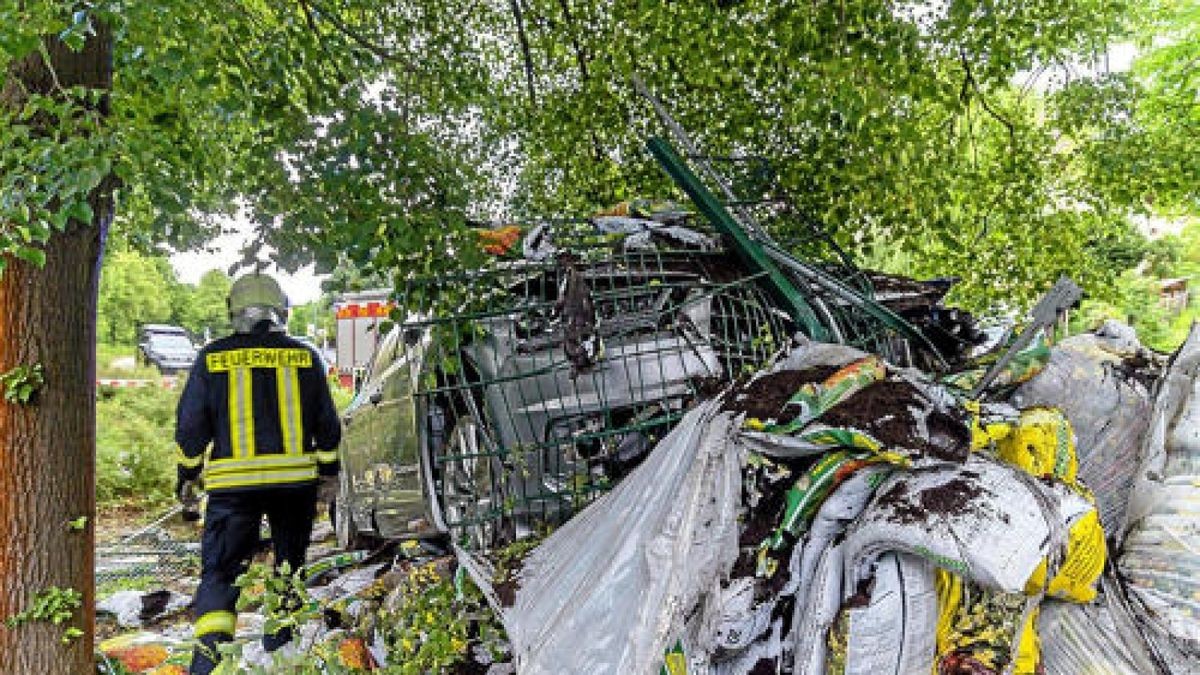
[175,328,341,492]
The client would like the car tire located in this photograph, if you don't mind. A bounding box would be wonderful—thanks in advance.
[437,415,503,551]
[333,473,369,551]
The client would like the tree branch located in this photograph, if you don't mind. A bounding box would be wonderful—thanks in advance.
[298,0,415,73]
[295,0,351,86]
[556,0,602,160]
[510,0,537,106]
[556,0,590,85]
[959,48,1015,144]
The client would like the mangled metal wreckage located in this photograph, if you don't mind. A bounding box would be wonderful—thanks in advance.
[335,136,968,551]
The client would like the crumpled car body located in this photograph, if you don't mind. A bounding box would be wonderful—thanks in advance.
[334,247,794,549]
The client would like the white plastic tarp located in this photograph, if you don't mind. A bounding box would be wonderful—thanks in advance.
[1121,323,1200,663]
[842,455,1063,594]
[842,553,939,675]
[490,402,744,675]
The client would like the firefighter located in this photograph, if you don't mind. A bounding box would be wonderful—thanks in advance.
[174,272,341,674]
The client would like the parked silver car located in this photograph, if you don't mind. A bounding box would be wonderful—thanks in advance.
[137,324,198,374]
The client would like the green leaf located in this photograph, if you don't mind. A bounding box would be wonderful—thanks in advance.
[67,200,93,224]
[13,247,45,267]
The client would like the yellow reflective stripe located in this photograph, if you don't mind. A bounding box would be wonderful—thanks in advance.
[195,610,236,637]
[241,367,256,457]
[227,367,256,459]
[276,368,291,457]
[314,450,338,464]
[207,454,316,473]
[204,468,318,490]
[276,366,302,457]
[176,444,204,469]
[207,348,312,372]
[226,368,254,459]
[226,370,241,459]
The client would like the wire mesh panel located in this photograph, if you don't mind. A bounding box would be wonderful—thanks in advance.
[645,137,948,372]
[395,226,792,549]
[96,526,200,587]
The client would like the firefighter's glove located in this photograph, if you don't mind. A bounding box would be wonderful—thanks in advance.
[176,476,203,522]
[317,474,339,506]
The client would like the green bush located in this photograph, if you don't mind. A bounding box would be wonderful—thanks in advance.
[96,385,181,509]
[1069,271,1199,353]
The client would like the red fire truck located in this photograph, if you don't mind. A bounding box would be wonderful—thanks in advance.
[332,289,394,389]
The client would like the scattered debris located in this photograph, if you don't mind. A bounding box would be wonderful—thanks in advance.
[94,311,1198,673]
[446,318,1200,674]
[98,590,191,629]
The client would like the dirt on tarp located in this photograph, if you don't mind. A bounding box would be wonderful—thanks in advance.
[876,475,994,528]
[722,366,842,424]
[919,478,985,516]
[731,480,791,581]
[819,379,971,462]
[1114,352,1160,391]
[877,481,923,525]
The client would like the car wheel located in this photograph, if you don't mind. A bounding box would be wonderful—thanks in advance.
[438,415,503,550]
[334,473,369,551]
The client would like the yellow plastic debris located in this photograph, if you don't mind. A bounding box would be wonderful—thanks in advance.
[994,407,1078,484]
[1024,508,1106,603]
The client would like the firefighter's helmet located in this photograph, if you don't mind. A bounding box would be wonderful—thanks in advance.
[228,273,288,333]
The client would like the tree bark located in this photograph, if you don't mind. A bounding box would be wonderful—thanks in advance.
[0,24,113,675]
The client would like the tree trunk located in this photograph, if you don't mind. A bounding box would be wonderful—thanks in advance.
[0,25,113,675]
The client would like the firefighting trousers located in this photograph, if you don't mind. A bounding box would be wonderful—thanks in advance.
[189,484,318,675]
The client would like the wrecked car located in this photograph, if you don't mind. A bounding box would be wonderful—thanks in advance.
[333,138,978,551]
[334,229,967,551]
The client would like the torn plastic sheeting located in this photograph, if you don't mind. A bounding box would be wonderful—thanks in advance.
[591,215,717,252]
[1121,322,1200,655]
[306,562,389,603]
[1039,571,1171,675]
[842,553,939,675]
[790,540,846,675]
[737,429,842,460]
[1010,330,1154,536]
[698,577,776,656]
[1040,600,1146,675]
[788,465,892,625]
[699,463,892,674]
[842,455,1065,594]
[478,402,744,675]
[758,453,885,568]
[774,339,870,373]
[710,617,787,675]
[1126,321,1200,525]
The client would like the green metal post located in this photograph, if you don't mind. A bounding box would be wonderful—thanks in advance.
[647,136,830,340]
